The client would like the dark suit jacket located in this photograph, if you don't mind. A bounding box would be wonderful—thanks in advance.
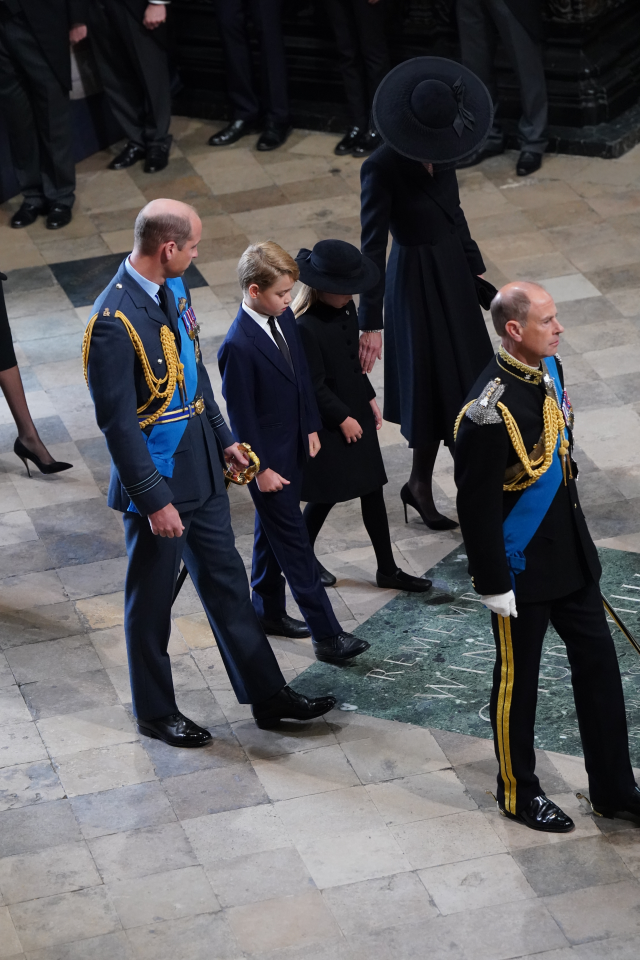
[504,0,543,41]
[87,260,235,517]
[14,0,87,90]
[218,305,322,480]
[454,354,600,603]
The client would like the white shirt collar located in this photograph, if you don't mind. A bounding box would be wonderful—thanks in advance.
[125,256,160,302]
[242,300,271,328]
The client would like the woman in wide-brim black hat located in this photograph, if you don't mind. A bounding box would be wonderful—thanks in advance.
[292,240,432,594]
[358,56,496,530]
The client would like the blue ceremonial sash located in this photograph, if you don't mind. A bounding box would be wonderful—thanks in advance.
[127,277,198,512]
[502,356,566,590]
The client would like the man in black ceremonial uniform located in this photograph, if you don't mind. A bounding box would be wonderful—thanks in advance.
[0,0,87,229]
[454,280,640,831]
[84,198,336,747]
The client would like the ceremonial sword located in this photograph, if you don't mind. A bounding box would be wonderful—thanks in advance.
[602,595,640,658]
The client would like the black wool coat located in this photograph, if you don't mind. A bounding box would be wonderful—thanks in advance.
[14,0,87,90]
[297,299,387,504]
[454,354,600,603]
[359,145,494,449]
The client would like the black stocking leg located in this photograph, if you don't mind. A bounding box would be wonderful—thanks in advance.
[302,502,334,548]
[407,442,457,527]
[360,488,396,576]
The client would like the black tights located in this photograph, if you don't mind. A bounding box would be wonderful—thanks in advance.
[303,487,397,576]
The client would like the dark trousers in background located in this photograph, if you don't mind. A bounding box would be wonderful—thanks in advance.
[0,11,75,208]
[249,470,342,642]
[490,578,635,814]
[88,0,172,149]
[213,0,289,124]
[123,489,285,720]
[456,0,547,153]
[325,0,390,130]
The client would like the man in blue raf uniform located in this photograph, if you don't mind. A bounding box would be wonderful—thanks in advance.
[454,281,640,831]
[84,199,336,746]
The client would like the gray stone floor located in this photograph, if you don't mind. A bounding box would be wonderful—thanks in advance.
[1,120,640,957]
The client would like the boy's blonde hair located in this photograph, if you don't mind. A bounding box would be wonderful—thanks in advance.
[291,283,320,318]
[237,241,299,293]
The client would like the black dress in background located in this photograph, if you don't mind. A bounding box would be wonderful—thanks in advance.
[0,274,17,372]
[297,298,387,504]
[359,145,494,448]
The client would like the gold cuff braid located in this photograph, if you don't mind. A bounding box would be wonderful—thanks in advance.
[82,311,186,430]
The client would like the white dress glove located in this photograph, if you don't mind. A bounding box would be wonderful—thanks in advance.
[481,590,518,618]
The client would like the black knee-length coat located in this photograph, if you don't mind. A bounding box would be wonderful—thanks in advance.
[297,299,387,503]
[359,145,494,448]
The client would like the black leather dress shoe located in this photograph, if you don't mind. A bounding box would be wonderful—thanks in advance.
[500,794,574,833]
[318,562,337,587]
[257,121,292,152]
[10,202,43,228]
[46,204,72,230]
[259,614,311,639]
[208,119,256,147]
[516,150,543,176]
[137,712,212,747]
[352,128,381,157]
[592,784,640,821]
[334,126,363,156]
[108,142,146,170]
[313,632,370,664]
[252,685,337,728]
[144,144,170,173]
[376,568,433,593]
[457,143,505,169]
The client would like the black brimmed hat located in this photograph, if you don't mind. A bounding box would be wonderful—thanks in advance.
[372,57,493,164]
[295,240,379,294]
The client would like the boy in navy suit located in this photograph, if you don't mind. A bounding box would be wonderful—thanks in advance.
[218,241,369,664]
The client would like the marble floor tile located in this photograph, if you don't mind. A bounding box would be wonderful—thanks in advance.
[24,930,135,960]
[139,723,245,780]
[347,914,466,960]
[9,886,120,952]
[339,725,449,783]
[0,722,47,770]
[365,768,478,826]
[0,840,101,904]
[69,780,175,840]
[231,718,338,760]
[322,871,436,937]
[0,511,39,547]
[544,879,640,944]
[107,865,219,929]
[37,704,137,757]
[391,810,506,870]
[88,821,197,883]
[162,762,268,819]
[55,558,127,601]
[295,826,411,889]
[252,744,361,802]
[574,935,640,959]
[21,671,119,721]
[0,761,64,814]
[124,912,241,960]
[0,686,32,725]
[52,741,156,797]
[75,591,125,630]
[0,905,23,958]
[0,800,81,858]
[418,852,535,915]
[182,805,292,864]
[513,836,633,897]
[274,785,386,843]
[226,889,341,955]
[5,636,101,684]
[205,847,315,909]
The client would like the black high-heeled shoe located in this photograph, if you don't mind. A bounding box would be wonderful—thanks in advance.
[14,438,73,477]
[400,482,458,531]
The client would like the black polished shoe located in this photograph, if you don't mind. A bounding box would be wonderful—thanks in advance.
[144,144,170,174]
[46,204,72,230]
[137,712,212,748]
[334,126,363,156]
[591,784,640,822]
[208,119,257,147]
[352,128,381,157]
[252,685,337,728]
[376,568,433,593]
[10,202,43,228]
[259,614,311,639]
[313,632,370,664]
[516,150,543,176]
[318,561,337,587]
[500,794,574,833]
[257,121,292,152]
[457,143,505,169]
[108,142,146,170]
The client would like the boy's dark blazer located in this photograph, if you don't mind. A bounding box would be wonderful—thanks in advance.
[12,0,87,90]
[218,305,322,478]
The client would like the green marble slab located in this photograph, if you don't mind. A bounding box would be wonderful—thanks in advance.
[294,546,640,764]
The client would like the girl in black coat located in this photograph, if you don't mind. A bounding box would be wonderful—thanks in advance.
[358,57,496,530]
[293,241,432,593]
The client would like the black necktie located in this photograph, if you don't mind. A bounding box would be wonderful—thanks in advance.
[158,284,181,350]
[267,316,294,373]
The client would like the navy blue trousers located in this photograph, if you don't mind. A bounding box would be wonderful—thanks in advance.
[249,471,342,642]
[123,489,285,720]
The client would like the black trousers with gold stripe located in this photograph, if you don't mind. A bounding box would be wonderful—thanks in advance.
[490,578,635,813]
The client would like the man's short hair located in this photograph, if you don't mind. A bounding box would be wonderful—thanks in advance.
[134,206,196,256]
[237,241,299,292]
[490,283,546,336]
